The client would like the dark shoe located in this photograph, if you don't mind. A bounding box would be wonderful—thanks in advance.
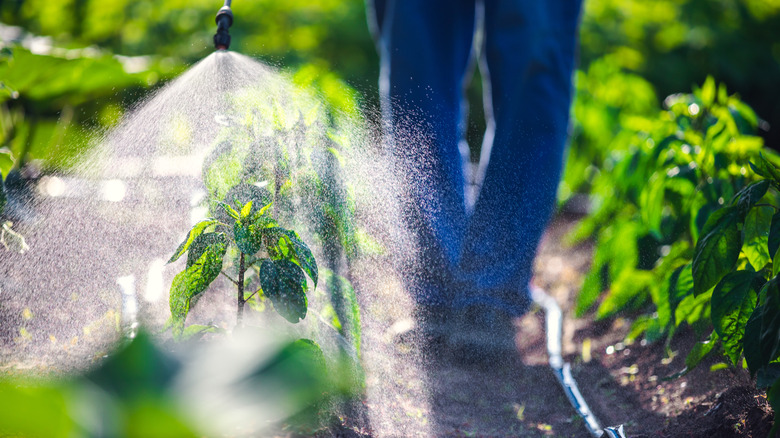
[447,304,516,366]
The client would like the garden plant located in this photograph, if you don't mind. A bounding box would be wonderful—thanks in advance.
[568,75,780,432]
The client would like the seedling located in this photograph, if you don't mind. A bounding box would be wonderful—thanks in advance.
[167,183,317,338]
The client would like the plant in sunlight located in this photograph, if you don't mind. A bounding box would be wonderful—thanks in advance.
[167,183,317,339]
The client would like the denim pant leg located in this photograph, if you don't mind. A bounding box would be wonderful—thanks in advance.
[375,0,476,307]
[456,0,583,315]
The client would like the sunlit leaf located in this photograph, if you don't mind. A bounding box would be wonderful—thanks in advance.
[168,219,219,264]
[686,331,718,372]
[692,206,742,296]
[169,236,227,336]
[742,205,773,270]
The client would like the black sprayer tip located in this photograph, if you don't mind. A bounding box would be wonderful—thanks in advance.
[214,5,233,50]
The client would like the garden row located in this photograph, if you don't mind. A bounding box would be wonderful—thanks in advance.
[564,60,780,433]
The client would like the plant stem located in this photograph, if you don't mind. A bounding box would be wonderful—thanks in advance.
[221,271,239,286]
[237,252,245,328]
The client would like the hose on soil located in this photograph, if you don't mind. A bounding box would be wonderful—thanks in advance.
[530,285,628,438]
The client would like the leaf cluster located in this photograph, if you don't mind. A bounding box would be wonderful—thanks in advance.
[167,183,317,337]
[570,76,780,431]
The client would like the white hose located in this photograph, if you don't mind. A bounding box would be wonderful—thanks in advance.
[530,285,627,438]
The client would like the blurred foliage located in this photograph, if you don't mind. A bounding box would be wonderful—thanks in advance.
[0,332,352,437]
[580,0,780,147]
[0,0,378,91]
[1,0,779,175]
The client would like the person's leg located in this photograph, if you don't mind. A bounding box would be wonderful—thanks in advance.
[375,0,477,307]
[457,0,583,314]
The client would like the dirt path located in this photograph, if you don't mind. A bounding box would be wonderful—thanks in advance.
[351,217,774,437]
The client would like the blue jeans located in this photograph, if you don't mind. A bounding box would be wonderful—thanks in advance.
[369,0,583,315]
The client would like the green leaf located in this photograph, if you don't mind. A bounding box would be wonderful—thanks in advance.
[734,180,769,216]
[1,221,28,253]
[0,172,5,214]
[758,279,780,367]
[169,235,227,336]
[217,183,272,224]
[757,363,780,389]
[259,259,308,323]
[743,308,764,375]
[596,269,652,320]
[700,76,716,107]
[220,202,241,221]
[640,174,665,238]
[752,153,780,185]
[711,270,760,366]
[669,263,694,312]
[253,201,273,219]
[187,232,227,268]
[0,150,11,187]
[239,200,253,219]
[180,324,223,341]
[685,331,718,371]
[769,212,780,262]
[234,220,260,255]
[234,214,277,256]
[774,245,780,279]
[769,379,780,438]
[742,205,773,270]
[266,227,318,287]
[168,219,219,264]
[692,206,742,296]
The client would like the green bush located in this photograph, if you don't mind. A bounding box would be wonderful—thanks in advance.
[569,74,780,432]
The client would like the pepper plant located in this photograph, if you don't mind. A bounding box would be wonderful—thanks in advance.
[569,75,780,431]
[692,153,780,434]
[167,183,317,338]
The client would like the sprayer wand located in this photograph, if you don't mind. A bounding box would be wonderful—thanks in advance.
[214,0,233,50]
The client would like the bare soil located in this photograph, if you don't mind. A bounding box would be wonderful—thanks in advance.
[342,216,775,437]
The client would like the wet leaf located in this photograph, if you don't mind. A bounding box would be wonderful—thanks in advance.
[1,221,29,253]
[187,232,227,268]
[169,235,227,336]
[168,219,219,264]
[220,202,240,221]
[711,270,760,366]
[217,183,272,223]
[259,259,308,323]
[239,200,253,219]
[265,227,318,286]
[180,324,223,341]
[692,206,742,296]
[235,214,277,256]
[0,168,6,212]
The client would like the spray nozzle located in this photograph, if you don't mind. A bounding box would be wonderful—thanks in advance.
[214,2,233,51]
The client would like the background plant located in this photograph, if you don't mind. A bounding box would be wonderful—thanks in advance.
[568,75,780,429]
